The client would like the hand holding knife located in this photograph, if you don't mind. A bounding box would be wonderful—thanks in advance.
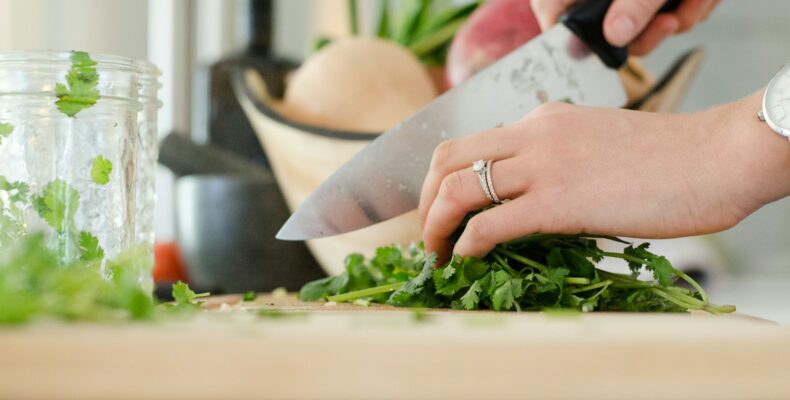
[278,0,681,242]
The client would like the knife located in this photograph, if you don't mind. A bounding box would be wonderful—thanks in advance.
[278,0,680,241]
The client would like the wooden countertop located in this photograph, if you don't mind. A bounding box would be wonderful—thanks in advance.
[0,294,788,400]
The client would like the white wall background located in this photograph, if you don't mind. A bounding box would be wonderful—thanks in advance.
[0,0,149,59]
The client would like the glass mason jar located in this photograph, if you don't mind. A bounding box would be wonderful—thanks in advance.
[0,50,149,289]
[134,61,162,292]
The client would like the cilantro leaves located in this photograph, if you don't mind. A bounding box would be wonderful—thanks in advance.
[0,233,154,324]
[0,176,29,243]
[0,234,215,324]
[0,122,13,145]
[90,155,112,185]
[32,179,79,233]
[299,234,735,314]
[78,231,104,262]
[171,280,210,310]
[55,51,100,117]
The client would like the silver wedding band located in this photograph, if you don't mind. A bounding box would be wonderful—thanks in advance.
[472,159,502,205]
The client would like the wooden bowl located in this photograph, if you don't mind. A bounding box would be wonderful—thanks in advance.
[233,68,422,275]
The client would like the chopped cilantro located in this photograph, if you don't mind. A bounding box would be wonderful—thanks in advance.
[32,179,79,233]
[0,234,154,324]
[55,51,100,117]
[90,155,112,185]
[257,309,307,319]
[412,308,430,323]
[171,280,210,310]
[0,122,13,145]
[78,231,104,262]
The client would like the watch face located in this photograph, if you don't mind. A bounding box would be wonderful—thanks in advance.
[764,64,790,135]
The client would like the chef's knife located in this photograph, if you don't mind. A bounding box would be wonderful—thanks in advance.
[278,0,680,241]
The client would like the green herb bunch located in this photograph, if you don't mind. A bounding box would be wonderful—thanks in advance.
[300,234,735,314]
[0,233,207,324]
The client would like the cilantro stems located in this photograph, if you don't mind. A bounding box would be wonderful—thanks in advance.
[496,249,547,272]
[327,282,404,303]
[601,251,710,303]
[564,277,591,285]
[570,280,613,294]
[301,233,734,314]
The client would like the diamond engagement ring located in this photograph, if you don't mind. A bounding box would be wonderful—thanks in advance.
[472,159,501,204]
[484,160,501,204]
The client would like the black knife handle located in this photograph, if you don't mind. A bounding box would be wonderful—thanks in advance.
[560,0,682,69]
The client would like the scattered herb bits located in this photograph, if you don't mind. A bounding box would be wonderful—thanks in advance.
[170,280,210,311]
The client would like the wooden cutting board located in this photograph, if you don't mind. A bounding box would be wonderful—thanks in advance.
[0,294,788,400]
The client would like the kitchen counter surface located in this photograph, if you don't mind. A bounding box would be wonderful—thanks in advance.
[1,294,789,400]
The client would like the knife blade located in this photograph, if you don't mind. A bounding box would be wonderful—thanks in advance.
[277,0,669,241]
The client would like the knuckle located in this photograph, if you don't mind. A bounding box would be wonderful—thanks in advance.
[533,101,571,116]
[431,139,456,172]
[628,0,664,21]
[675,4,707,31]
[675,15,695,32]
[534,101,560,115]
[526,102,573,129]
[465,214,494,241]
[438,171,465,204]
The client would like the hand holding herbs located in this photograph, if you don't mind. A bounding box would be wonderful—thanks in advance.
[418,99,778,260]
[300,234,734,314]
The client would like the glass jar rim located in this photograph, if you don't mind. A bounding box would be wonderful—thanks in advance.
[136,59,162,78]
[0,50,142,73]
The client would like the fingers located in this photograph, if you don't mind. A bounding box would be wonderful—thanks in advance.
[422,157,531,262]
[603,0,666,47]
[626,0,721,55]
[701,0,721,21]
[418,127,518,227]
[674,0,714,32]
[534,0,720,56]
[453,195,549,258]
[531,0,578,32]
[629,14,680,56]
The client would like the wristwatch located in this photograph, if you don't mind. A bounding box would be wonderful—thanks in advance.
[759,63,790,137]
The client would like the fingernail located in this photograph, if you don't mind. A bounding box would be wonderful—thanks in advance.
[609,16,636,46]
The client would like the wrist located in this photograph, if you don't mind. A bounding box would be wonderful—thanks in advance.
[718,90,790,207]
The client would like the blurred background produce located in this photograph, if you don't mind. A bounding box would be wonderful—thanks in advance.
[2,0,789,321]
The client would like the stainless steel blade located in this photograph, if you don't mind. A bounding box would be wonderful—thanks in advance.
[277,25,627,240]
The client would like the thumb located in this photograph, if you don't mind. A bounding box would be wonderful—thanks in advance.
[531,0,578,32]
[603,0,666,47]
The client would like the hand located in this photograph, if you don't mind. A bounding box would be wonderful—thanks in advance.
[418,91,790,262]
[531,0,721,55]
